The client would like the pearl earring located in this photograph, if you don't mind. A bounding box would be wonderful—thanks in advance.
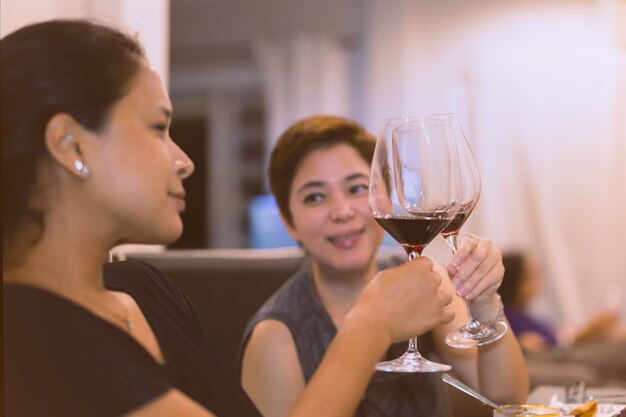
[73,159,90,177]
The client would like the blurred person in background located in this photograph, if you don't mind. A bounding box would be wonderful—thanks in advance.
[500,252,626,385]
[500,252,625,353]
[239,115,529,417]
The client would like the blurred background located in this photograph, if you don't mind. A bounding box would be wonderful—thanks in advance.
[2,0,625,335]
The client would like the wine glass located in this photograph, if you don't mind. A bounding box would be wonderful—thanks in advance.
[432,113,508,348]
[369,116,458,373]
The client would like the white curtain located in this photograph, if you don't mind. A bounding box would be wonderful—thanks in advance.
[361,0,626,327]
[468,32,626,326]
[253,34,351,177]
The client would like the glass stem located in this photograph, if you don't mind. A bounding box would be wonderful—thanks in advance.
[406,250,423,355]
[444,234,480,326]
[406,337,420,355]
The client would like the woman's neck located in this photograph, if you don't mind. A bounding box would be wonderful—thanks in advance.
[4,233,111,293]
[4,236,142,337]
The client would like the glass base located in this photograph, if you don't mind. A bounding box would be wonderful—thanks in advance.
[374,351,452,373]
[445,320,508,348]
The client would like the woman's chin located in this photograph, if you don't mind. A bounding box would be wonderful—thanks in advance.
[155,227,183,245]
[119,225,183,247]
[157,219,184,243]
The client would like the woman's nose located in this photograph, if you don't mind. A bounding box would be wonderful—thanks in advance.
[330,197,355,222]
[172,143,195,179]
[174,158,194,179]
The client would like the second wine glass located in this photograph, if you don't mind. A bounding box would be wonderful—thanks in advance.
[434,113,508,348]
[369,116,458,373]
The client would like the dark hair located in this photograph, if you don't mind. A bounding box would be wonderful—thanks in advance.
[268,115,376,226]
[1,19,145,247]
[500,252,526,308]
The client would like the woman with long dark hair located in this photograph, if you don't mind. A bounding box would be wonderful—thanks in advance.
[2,19,455,417]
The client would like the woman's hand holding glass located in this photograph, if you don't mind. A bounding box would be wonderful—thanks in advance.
[432,113,508,348]
[349,257,455,346]
[446,235,506,323]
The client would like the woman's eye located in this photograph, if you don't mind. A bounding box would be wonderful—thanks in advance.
[303,193,324,204]
[153,123,168,134]
[350,184,368,194]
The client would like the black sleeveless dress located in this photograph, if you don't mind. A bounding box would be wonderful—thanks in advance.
[5,260,262,417]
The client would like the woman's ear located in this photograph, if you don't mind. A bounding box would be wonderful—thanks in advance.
[280,213,300,243]
[44,114,91,178]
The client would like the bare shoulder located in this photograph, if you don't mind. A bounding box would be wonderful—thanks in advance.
[242,319,305,417]
[242,318,303,379]
[246,319,296,352]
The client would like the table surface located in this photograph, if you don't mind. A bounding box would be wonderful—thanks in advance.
[529,385,626,404]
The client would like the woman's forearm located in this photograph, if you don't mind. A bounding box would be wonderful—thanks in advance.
[288,319,389,417]
[477,320,529,404]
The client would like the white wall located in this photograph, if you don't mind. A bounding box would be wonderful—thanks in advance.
[361,0,626,326]
[0,0,169,83]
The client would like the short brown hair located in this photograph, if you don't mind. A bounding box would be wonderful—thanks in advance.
[268,115,376,226]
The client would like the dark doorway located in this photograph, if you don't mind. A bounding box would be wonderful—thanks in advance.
[169,117,208,248]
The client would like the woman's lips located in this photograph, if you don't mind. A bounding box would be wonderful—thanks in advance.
[328,229,364,249]
[168,192,186,212]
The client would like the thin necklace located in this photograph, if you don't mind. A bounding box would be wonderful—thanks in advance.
[49,283,135,332]
[5,270,135,332]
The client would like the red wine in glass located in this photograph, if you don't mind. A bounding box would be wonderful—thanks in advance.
[440,202,475,239]
[369,116,459,373]
[428,113,508,349]
[376,214,452,257]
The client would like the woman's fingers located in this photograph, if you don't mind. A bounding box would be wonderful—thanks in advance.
[463,263,503,300]
[355,257,456,343]
[447,235,504,300]
[447,234,480,272]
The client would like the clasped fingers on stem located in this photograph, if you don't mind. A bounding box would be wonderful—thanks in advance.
[448,234,485,268]
[360,258,453,341]
[447,236,504,299]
